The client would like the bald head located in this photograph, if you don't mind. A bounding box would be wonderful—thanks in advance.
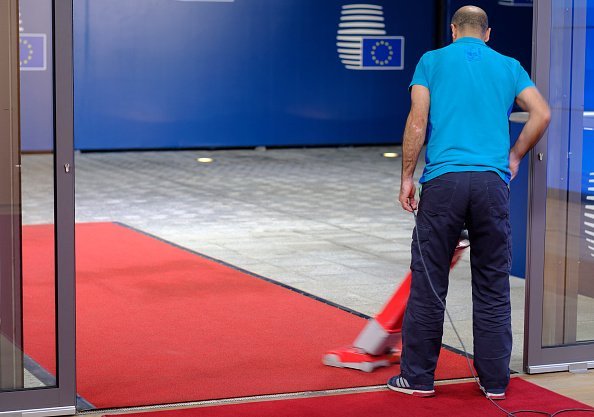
[451,5,489,37]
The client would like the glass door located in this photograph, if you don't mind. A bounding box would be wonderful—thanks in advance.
[0,0,75,413]
[526,0,594,373]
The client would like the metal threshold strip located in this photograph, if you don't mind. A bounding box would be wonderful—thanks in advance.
[77,377,480,416]
[0,407,76,417]
[528,360,594,374]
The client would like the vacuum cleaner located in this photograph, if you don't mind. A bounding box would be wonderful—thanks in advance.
[322,230,470,372]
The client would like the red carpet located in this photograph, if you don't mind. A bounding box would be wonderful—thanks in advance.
[104,378,593,417]
[23,223,474,409]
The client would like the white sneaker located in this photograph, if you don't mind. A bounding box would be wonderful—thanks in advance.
[480,385,506,400]
[387,375,435,398]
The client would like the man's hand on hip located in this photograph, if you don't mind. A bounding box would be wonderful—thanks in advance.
[509,149,521,181]
[399,177,417,212]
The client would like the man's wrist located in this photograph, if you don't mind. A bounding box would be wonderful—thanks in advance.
[509,146,522,162]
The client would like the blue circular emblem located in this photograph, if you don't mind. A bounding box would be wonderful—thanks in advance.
[371,40,394,66]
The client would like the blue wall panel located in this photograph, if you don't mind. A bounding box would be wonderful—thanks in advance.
[581,1,594,292]
[509,121,528,278]
[581,0,592,229]
[586,1,594,111]
[443,1,533,73]
[74,1,436,150]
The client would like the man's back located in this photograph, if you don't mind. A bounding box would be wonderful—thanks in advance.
[410,37,533,183]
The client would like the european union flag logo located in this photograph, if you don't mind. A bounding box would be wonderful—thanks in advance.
[362,36,404,70]
[20,34,47,71]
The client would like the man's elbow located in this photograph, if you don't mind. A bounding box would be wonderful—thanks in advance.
[409,116,428,135]
[530,104,551,128]
[410,123,425,135]
[540,106,551,128]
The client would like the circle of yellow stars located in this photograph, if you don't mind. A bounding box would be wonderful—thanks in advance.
[19,38,34,66]
[371,40,393,66]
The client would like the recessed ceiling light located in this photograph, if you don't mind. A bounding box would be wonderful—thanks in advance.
[383,152,399,158]
[197,157,214,163]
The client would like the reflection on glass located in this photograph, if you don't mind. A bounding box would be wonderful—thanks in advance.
[577,0,594,343]
[542,0,594,347]
[0,0,57,392]
[21,152,57,390]
[0,0,24,392]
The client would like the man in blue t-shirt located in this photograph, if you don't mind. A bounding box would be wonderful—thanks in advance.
[387,6,550,399]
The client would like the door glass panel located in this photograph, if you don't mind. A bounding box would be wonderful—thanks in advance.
[0,0,57,391]
[577,0,594,343]
[542,0,594,347]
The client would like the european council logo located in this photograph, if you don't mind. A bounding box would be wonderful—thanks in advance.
[20,33,47,71]
[337,4,404,70]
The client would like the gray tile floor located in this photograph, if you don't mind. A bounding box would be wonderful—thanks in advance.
[21,146,527,375]
[24,369,44,388]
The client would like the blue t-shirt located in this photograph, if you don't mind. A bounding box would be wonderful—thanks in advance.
[410,37,534,183]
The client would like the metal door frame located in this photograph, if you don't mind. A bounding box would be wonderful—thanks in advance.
[0,0,75,414]
[524,0,594,373]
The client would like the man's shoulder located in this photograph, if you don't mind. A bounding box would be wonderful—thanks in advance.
[421,45,451,58]
[417,45,451,65]
[423,43,519,63]
[418,44,524,75]
[484,47,522,67]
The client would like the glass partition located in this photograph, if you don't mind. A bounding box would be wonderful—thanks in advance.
[526,0,594,372]
[0,0,75,412]
[577,0,594,343]
[1,0,57,393]
[541,0,594,348]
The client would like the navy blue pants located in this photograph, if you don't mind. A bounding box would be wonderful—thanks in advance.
[400,171,512,392]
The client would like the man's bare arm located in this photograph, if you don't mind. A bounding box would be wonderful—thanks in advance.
[399,85,430,212]
[509,87,551,179]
